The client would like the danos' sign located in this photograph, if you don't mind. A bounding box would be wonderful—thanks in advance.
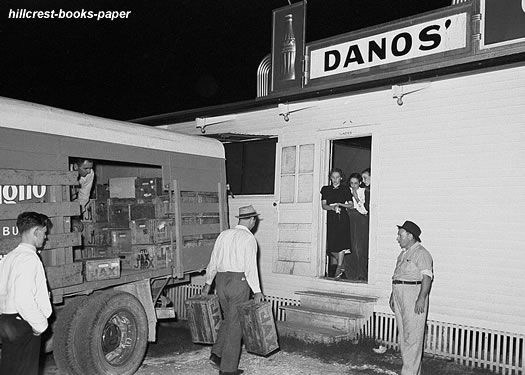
[0,185,47,204]
[309,13,468,79]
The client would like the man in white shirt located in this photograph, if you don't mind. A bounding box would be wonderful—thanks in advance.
[0,212,53,375]
[389,221,433,375]
[202,205,264,375]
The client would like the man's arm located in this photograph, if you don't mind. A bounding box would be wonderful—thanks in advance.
[244,236,264,302]
[415,275,432,314]
[202,235,221,294]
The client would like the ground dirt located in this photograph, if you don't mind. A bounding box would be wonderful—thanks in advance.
[38,321,494,375]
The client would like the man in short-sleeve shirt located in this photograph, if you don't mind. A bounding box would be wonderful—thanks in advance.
[389,221,433,375]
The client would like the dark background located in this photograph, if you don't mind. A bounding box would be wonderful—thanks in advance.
[0,0,451,120]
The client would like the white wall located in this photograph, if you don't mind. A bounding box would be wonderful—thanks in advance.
[166,64,525,335]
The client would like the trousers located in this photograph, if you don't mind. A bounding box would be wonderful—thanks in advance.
[0,314,42,375]
[392,284,429,375]
[212,272,250,373]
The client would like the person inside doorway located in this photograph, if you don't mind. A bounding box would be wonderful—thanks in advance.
[320,168,353,279]
[361,168,371,213]
[345,172,369,281]
[71,158,95,219]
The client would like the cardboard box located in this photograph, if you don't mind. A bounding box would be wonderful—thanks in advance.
[46,262,83,289]
[135,177,163,201]
[109,177,136,199]
[129,219,152,244]
[237,301,279,356]
[84,258,121,281]
[185,295,222,344]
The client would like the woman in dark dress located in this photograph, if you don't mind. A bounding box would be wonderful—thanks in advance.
[321,168,353,279]
[345,172,369,281]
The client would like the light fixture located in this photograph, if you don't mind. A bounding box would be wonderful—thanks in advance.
[391,81,431,106]
[278,102,316,122]
[195,115,236,134]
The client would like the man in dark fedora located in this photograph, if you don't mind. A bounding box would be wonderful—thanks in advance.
[202,205,264,375]
[389,220,433,375]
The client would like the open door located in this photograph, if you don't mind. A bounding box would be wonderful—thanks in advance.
[273,140,318,276]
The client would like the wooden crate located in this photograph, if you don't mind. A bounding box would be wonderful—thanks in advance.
[129,203,155,220]
[185,294,222,344]
[119,244,168,270]
[110,229,132,252]
[109,177,136,199]
[46,262,83,289]
[108,204,130,228]
[153,195,171,218]
[129,219,152,244]
[84,258,120,281]
[135,177,163,201]
[152,218,175,243]
[237,301,279,356]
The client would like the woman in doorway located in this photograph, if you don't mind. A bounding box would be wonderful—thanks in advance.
[321,168,353,279]
[346,172,369,281]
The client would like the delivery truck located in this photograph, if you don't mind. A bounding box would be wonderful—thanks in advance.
[0,97,227,374]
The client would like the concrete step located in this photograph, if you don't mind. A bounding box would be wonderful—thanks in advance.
[295,290,378,315]
[277,320,355,344]
[280,305,363,333]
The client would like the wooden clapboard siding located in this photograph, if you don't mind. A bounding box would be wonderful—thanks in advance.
[166,64,525,335]
[0,169,78,185]
[0,202,80,219]
[371,65,525,334]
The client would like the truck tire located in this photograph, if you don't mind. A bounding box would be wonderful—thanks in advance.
[76,291,149,375]
[53,296,88,375]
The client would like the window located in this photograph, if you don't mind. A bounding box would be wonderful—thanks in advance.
[224,138,277,195]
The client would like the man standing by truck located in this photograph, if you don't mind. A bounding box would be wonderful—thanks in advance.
[0,212,52,375]
[202,205,264,375]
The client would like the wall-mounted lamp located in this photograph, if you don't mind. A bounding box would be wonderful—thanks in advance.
[392,81,431,106]
[195,115,236,134]
[278,103,316,122]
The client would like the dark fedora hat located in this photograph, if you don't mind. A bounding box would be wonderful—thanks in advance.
[235,205,259,219]
[397,220,422,242]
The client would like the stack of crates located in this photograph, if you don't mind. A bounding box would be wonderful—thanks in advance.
[107,177,174,271]
[77,177,174,278]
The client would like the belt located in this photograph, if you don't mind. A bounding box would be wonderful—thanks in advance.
[392,280,421,285]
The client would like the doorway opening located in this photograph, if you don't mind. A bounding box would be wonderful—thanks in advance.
[324,136,371,283]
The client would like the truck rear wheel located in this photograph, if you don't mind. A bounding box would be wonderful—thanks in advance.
[53,296,88,375]
[76,291,149,375]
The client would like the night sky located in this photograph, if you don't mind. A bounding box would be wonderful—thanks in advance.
[0,0,451,120]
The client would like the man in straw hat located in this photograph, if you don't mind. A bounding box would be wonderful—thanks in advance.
[389,220,434,375]
[202,205,264,375]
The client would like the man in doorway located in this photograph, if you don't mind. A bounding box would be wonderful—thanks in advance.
[73,158,95,218]
[389,220,433,375]
[202,205,264,375]
[0,212,53,375]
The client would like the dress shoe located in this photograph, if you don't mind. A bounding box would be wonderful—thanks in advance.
[219,370,244,375]
[209,353,221,369]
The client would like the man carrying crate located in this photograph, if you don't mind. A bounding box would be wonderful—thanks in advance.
[202,205,264,375]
